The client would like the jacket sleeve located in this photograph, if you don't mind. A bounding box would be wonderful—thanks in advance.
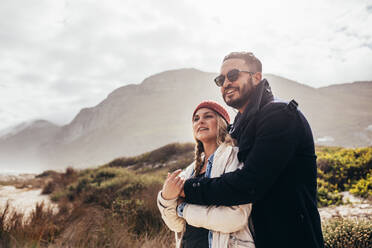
[184,105,299,206]
[182,203,251,233]
[157,191,185,233]
[156,163,195,232]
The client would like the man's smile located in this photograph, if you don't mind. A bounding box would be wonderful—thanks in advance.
[224,88,238,97]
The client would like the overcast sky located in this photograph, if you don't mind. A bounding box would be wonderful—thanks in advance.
[0,0,371,131]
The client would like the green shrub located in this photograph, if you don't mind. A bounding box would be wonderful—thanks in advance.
[36,170,59,178]
[322,218,372,248]
[317,147,372,191]
[51,190,68,202]
[92,170,117,186]
[107,142,194,168]
[350,173,372,199]
[317,178,343,207]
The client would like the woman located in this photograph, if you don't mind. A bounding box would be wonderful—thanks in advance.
[157,100,255,248]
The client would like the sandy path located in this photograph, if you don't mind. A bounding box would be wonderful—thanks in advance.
[319,192,372,220]
[0,185,57,218]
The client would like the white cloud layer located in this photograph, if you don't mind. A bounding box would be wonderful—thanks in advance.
[0,0,371,130]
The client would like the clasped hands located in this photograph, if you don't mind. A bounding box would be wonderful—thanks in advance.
[161,169,186,200]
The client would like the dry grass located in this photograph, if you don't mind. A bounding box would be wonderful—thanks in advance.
[0,200,173,248]
[0,201,60,248]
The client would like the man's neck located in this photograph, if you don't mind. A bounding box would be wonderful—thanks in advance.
[238,100,250,114]
[237,79,267,114]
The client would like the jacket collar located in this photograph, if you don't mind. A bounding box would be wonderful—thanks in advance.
[229,79,274,140]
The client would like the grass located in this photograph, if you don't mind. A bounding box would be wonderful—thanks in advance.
[0,143,371,247]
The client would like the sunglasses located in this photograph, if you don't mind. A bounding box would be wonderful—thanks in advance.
[214,69,255,87]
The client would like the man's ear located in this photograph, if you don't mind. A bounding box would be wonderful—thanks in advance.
[253,72,262,85]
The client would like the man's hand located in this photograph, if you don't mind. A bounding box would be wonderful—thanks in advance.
[161,169,185,200]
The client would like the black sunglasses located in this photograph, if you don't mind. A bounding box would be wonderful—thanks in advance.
[214,69,255,87]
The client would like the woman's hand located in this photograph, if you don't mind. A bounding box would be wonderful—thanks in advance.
[161,169,185,200]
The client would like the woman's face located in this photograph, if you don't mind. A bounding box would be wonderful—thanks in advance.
[192,108,218,144]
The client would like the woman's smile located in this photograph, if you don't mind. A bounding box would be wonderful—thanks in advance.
[198,127,209,132]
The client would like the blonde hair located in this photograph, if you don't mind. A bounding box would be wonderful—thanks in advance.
[193,113,234,177]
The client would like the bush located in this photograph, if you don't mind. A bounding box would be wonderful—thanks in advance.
[316,147,372,192]
[107,142,194,168]
[42,181,56,194]
[350,173,372,199]
[51,190,68,202]
[36,170,59,178]
[317,178,343,207]
[39,167,78,196]
[322,218,372,248]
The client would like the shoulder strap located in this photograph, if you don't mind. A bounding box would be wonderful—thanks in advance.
[287,99,298,111]
[261,98,299,112]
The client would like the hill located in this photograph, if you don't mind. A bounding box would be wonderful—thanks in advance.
[0,69,371,171]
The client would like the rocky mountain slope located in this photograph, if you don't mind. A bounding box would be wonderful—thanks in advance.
[0,69,371,171]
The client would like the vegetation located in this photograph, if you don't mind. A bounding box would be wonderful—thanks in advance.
[106,142,194,172]
[350,173,372,200]
[316,146,372,206]
[322,217,372,248]
[0,143,371,247]
[317,178,343,207]
[1,142,193,247]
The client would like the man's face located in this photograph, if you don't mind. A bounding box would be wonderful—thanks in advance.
[219,58,256,113]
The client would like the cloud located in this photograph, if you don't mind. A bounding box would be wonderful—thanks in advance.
[367,5,372,13]
[362,42,372,50]
[0,0,371,130]
[316,136,335,143]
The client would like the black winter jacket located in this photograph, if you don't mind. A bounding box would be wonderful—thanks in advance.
[184,79,324,248]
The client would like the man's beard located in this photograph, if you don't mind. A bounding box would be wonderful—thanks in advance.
[224,77,255,110]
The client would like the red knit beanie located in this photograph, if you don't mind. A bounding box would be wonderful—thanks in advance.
[192,100,230,124]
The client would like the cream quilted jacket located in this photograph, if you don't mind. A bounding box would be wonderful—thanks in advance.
[157,143,255,248]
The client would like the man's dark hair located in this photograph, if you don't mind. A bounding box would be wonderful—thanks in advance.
[223,52,262,73]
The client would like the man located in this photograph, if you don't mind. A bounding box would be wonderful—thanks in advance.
[181,52,324,248]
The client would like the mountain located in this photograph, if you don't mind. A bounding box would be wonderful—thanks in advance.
[41,68,223,168]
[0,120,59,172]
[0,69,371,171]
[315,81,372,146]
